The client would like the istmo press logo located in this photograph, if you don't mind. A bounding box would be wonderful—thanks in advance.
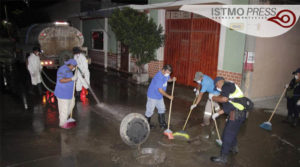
[180,5,300,37]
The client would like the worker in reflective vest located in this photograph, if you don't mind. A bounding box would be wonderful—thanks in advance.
[209,77,246,164]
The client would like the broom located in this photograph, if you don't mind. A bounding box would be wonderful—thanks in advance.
[164,80,175,140]
[260,86,287,131]
[65,67,77,128]
[173,95,198,140]
[211,99,222,146]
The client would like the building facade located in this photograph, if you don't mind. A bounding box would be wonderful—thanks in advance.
[68,0,300,100]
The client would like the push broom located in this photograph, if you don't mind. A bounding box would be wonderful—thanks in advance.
[260,86,287,131]
[211,100,222,146]
[173,96,198,140]
[65,67,78,128]
[164,80,175,140]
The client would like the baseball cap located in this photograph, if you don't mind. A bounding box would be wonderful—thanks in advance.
[214,76,225,85]
[194,72,203,81]
[64,59,77,66]
[292,68,300,75]
[72,47,82,54]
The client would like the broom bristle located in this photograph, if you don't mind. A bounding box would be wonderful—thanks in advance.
[164,132,174,139]
[66,118,77,128]
[260,122,272,131]
[216,139,222,146]
[164,129,174,140]
[173,132,190,140]
[67,118,76,123]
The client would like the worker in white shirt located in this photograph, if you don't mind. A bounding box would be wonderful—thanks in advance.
[73,47,90,101]
[27,46,43,95]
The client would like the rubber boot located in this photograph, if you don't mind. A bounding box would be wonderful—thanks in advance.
[145,116,155,129]
[158,114,167,129]
[210,154,228,164]
[282,115,293,124]
[292,118,298,127]
[230,145,239,154]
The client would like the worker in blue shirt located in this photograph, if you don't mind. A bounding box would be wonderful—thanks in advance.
[145,64,176,129]
[190,72,220,126]
[54,59,78,129]
[210,77,246,164]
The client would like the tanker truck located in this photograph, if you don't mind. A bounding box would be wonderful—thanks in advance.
[17,21,88,68]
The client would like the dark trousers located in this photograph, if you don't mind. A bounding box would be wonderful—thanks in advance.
[221,115,245,155]
[287,98,299,119]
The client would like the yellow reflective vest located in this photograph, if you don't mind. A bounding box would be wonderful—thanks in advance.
[229,84,245,110]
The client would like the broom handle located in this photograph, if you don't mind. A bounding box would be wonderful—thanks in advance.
[78,67,101,105]
[211,99,221,140]
[70,67,77,118]
[267,86,288,122]
[182,96,198,130]
[167,80,175,130]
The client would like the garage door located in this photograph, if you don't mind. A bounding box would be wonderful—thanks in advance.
[164,12,220,87]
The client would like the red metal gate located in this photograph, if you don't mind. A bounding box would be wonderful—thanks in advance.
[164,14,220,86]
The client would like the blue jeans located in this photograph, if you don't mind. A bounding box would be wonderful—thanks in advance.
[145,97,166,117]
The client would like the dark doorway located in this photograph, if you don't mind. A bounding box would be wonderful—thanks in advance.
[120,43,129,72]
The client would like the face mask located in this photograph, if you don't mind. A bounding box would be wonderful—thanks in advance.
[217,87,222,92]
[196,80,201,84]
[164,73,170,77]
[295,75,299,80]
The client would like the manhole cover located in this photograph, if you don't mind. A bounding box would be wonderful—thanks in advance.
[135,148,166,165]
[120,113,150,146]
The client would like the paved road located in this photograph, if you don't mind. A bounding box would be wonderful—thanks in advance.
[1,63,299,167]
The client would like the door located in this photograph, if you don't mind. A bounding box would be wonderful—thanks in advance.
[120,43,129,72]
[164,13,220,86]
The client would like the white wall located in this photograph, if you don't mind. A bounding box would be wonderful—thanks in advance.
[251,20,300,99]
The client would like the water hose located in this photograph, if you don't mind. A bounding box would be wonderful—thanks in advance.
[41,69,56,84]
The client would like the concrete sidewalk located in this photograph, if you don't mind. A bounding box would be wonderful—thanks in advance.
[253,96,288,116]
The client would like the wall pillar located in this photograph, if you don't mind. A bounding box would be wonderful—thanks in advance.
[241,36,256,97]
[148,9,165,78]
[104,17,108,70]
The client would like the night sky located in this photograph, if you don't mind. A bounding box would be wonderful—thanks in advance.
[1,0,147,28]
[1,0,62,27]
[2,0,298,29]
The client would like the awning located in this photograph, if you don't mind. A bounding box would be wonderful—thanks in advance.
[68,0,231,19]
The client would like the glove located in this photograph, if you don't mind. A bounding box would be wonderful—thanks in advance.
[214,105,220,111]
[193,88,199,96]
[297,100,300,106]
[212,113,220,120]
[71,73,78,81]
[208,94,214,100]
[190,104,197,110]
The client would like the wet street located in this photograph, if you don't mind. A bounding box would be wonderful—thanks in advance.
[1,63,300,167]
